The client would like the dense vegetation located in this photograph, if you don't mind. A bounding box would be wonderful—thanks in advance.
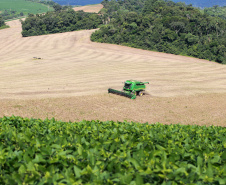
[91,0,226,64]
[0,15,9,29]
[0,10,25,21]
[0,15,5,27]
[53,0,226,7]
[204,6,226,20]
[0,0,53,20]
[21,6,102,37]
[26,0,56,6]
[18,0,226,63]
[0,116,225,184]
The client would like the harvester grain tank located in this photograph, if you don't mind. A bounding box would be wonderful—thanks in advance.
[108,80,149,99]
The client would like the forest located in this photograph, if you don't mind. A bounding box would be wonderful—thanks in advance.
[204,6,226,20]
[21,6,102,37]
[0,15,8,29]
[0,15,4,27]
[91,0,226,64]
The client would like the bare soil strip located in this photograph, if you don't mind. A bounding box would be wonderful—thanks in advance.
[0,11,226,126]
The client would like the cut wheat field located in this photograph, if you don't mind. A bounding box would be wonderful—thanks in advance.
[73,4,103,13]
[0,5,226,126]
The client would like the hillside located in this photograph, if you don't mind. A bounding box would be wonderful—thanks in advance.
[205,6,226,20]
[0,0,54,20]
[0,4,226,184]
[91,0,226,64]
[73,4,103,13]
[0,18,226,125]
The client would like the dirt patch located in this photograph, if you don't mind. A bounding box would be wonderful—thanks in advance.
[0,19,226,126]
[73,4,103,13]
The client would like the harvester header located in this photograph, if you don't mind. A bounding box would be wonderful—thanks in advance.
[108,80,149,99]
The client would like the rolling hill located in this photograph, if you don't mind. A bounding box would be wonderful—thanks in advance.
[0,14,226,125]
[0,4,225,185]
[0,0,52,16]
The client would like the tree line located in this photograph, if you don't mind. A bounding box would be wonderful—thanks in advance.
[21,7,102,37]
[204,5,226,20]
[0,15,9,29]
[0,10,25,21]
[0,15,5,27]
[19,0,226,64]
[91,0,226,64]
[25,0,56,6]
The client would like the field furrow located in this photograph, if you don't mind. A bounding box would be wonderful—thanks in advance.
[0,16,226,125]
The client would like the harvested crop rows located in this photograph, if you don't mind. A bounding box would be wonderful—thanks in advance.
[73,4,103,13]
[0,5,226,126]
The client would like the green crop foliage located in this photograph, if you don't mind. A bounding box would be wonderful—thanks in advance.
[0,116,225,184]
[0,0,52,16]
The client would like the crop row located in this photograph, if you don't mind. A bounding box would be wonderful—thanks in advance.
[0,116,225,184]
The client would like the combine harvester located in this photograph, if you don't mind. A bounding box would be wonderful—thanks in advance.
[108,80,149,99]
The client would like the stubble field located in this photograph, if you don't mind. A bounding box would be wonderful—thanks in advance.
[0,5,226,126]
[73,4,103,13]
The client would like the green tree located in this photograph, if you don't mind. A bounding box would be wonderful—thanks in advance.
[0,15,5,27]
[21,9,102,37]
[53,4,62,12]
[91,0,226,64]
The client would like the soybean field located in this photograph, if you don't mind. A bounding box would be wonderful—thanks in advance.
[0,116,225,184]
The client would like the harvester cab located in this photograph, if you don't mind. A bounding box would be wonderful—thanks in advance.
[108,80,149,99]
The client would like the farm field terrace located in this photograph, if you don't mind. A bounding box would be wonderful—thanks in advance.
[0,0,52,16]
[0,4,226,184]
[1,17,226,125]
[73,4,103,13]
[0,116,225,184]
[1,93,226,126]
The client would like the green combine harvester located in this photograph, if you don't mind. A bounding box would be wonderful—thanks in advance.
[108,80,149,99]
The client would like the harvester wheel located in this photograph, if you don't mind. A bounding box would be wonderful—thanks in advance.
[139,91,144,96]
